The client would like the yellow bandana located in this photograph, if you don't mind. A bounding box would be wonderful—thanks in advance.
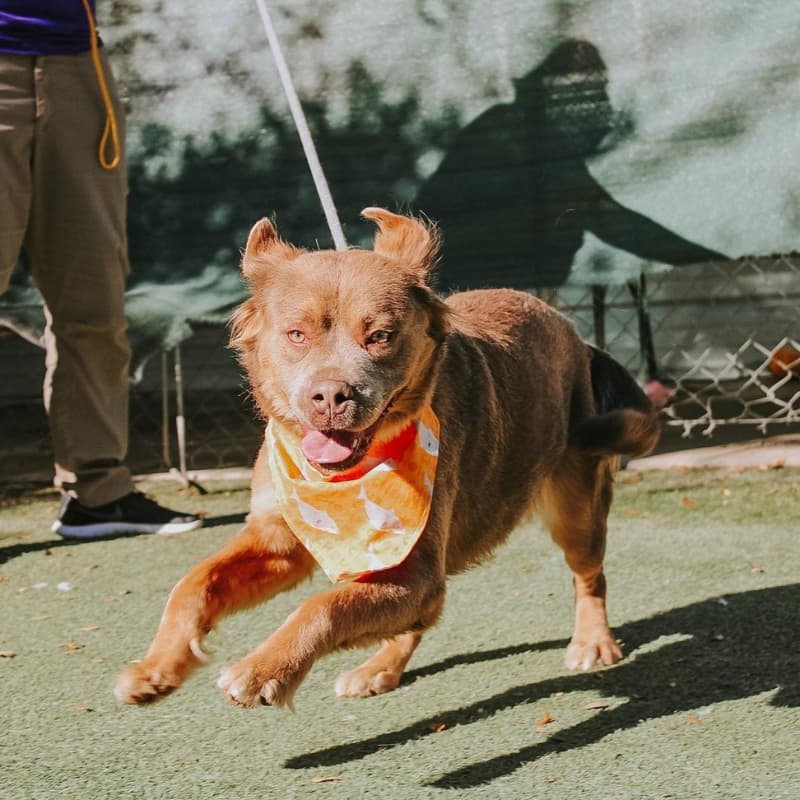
[267,407,440,583]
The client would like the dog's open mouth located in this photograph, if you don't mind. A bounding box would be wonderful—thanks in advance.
[300,392,403,471]
[301,427,374,470]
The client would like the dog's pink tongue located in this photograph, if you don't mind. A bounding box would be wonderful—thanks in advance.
[301,431,354,464]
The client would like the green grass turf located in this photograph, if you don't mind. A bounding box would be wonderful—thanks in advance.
[1,467,798,799]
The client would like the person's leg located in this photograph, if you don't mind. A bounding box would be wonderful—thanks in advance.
[24,50,134,506]
[3,51,199,538]
[0,55,34,295]
[628,273,676,408]
[591,284,607,350]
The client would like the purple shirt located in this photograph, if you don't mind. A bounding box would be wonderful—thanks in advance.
[0,1,96,55]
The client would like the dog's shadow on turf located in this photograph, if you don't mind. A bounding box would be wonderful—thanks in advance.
[285,582,799,788]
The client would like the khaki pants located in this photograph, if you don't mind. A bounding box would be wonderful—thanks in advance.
[0,50,134,506]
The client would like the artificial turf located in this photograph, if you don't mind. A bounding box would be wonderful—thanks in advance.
[1,466,798,799]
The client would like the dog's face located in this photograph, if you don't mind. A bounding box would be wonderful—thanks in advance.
[231,208,451,472]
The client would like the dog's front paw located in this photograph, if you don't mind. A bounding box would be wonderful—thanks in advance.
[564,635,622,672]
[115,660,184,704]
[217,659,298,709]
[335,665,402,698]
[115,639,208,704]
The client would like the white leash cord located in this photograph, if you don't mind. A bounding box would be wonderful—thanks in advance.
[254,0,348,250]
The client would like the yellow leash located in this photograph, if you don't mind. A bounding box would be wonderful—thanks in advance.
[80,0,121,170]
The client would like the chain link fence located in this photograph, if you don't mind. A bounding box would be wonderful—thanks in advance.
[1,255,799,488]
[557,254,800,434]
[0,323,263,489]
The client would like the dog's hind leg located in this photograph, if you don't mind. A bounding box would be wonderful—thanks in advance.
[334,631,423,698]
[539,452,622,672]
[114,516,317,704]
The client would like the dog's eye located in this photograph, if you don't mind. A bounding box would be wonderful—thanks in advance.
[287,330,307,344]
[366,330,394,346]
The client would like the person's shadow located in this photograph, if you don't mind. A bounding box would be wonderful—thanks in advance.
[414,39,725,390]
[284,582,799,788]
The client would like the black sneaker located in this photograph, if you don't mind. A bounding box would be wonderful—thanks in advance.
[52,491,203,539]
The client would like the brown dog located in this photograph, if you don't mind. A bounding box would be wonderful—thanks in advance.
[115,208,659,708]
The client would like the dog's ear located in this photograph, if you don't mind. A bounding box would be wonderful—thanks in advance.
[229,296,261,355]
[242,217,300,280]
[361,207,440,284]
[410,285,452,343]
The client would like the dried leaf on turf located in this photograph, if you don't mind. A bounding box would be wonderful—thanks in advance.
[623,508,646,517]
[79,625,101,632]
[681,497,698,509]
[584,701,610,710]
[311,776,342,784]
[430,722,447,733]
[0,650,16,658]
[537,712,554,727]
[60,642,84,652]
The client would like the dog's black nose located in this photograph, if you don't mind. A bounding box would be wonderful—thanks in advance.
[310,380,353,419]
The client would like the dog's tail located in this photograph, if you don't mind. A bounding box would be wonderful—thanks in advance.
[570,346,661,457]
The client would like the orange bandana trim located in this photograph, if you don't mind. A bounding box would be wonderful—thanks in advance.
[267,407,440,583]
